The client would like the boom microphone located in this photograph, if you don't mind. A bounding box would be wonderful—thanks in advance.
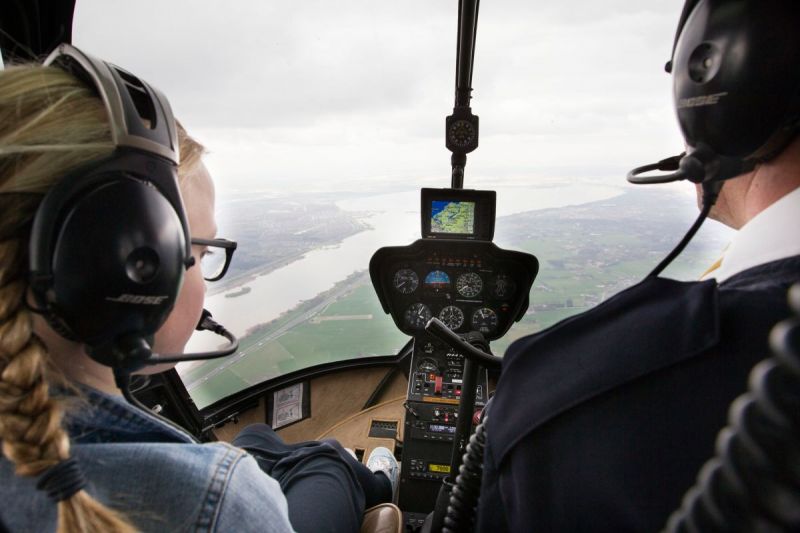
[148,308,239,365]
[627,153,685,184]
[113,308,239,419]
[627,145,756,186]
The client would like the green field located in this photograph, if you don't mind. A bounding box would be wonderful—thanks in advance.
[186,281,408,409]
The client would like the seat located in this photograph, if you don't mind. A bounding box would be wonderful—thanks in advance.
[361,503,403,533]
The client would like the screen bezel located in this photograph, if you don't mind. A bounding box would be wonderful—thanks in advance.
[420,188,496,241]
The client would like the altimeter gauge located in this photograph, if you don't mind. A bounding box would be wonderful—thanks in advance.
[456,272,483,298]
[438,305,465,331]
[471,307,498,335]
[393,268,419,294]
[405,303,432,330]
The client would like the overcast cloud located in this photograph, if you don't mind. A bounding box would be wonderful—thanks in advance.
[72,1,687,193]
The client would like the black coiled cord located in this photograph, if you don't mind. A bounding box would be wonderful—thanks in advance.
[664,284,800,532]
[443,416,488,533]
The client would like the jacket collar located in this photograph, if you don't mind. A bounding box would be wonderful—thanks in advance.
[62,386,196,444]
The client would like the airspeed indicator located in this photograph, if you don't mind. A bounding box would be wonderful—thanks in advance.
[393,269,419,294]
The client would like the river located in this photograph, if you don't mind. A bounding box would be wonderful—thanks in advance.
[184,184,623,352]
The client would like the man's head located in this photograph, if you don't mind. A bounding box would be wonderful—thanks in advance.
[627,0,800,276]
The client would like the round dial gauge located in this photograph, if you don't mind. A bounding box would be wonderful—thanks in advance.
[448,119,476,148]
[456,272,483,298]
[471,307,498,335]
[438,305,465,331]
[404,303,432,330]
[493,274,516,299]
[393,269,419,294]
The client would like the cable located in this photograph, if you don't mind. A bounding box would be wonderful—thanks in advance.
[442,416,488,533]
[647,181,721,279]
[113,368,199,443]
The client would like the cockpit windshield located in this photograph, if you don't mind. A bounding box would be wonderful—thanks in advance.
[73,1,733,410]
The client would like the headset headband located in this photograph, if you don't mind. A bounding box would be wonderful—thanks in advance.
[43,44,180,164]
[666,0,701,74]
[28,44,192,367]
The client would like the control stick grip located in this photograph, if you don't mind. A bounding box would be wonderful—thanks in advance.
[424,317,502,369]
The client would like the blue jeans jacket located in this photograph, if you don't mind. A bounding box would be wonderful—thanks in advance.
[0,387,295,533]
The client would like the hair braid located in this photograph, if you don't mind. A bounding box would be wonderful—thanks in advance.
[0,237,137,533]
[1,62,204,533]
[1,65,138,532]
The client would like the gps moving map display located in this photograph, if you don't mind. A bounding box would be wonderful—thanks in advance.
[430,200,475,234]
[421,188,496,241]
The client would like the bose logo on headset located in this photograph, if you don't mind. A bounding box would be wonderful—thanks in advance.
[676,92,728,110]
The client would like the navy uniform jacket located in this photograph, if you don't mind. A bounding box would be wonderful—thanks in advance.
[477,255,800,532]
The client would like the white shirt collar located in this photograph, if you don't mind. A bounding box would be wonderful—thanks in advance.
[714,186,800,282]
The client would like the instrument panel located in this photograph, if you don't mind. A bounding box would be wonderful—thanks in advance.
[370,239,538,341]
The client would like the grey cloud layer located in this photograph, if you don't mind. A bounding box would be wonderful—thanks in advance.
[73,0,686,189]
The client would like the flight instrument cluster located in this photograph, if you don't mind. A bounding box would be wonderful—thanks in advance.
[370,239,538,341]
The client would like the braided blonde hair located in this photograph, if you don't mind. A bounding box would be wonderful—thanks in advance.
[0,64,204,533]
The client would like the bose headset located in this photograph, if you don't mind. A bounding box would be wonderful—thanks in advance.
[28,44,237,378]
[627,0,800,277]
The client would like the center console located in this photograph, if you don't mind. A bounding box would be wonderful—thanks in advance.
[369,188,539,529]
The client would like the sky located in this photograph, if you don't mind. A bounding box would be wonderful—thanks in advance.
[71,1,688,195]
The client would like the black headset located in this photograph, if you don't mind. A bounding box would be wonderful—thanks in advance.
[28,44,194,371]
[629,0,800,185]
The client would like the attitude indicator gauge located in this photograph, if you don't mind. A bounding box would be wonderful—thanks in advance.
[438,305,465,331]
[405,303,432,330]
[456,272,483,298]
[471,307,498,335]
[424,270,451,291]
[393,269,419,294]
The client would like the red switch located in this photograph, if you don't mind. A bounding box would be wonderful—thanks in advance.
[434,375,443,395]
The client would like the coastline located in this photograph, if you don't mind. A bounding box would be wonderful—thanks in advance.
[207,218,374,297]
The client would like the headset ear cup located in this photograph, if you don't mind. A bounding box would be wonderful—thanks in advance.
[673,0,800,160]
[45,178,185,350]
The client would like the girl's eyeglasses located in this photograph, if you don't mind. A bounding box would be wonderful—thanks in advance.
[190,238,238,281]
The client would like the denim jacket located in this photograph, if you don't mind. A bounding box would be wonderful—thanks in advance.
[0,387,295,533]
